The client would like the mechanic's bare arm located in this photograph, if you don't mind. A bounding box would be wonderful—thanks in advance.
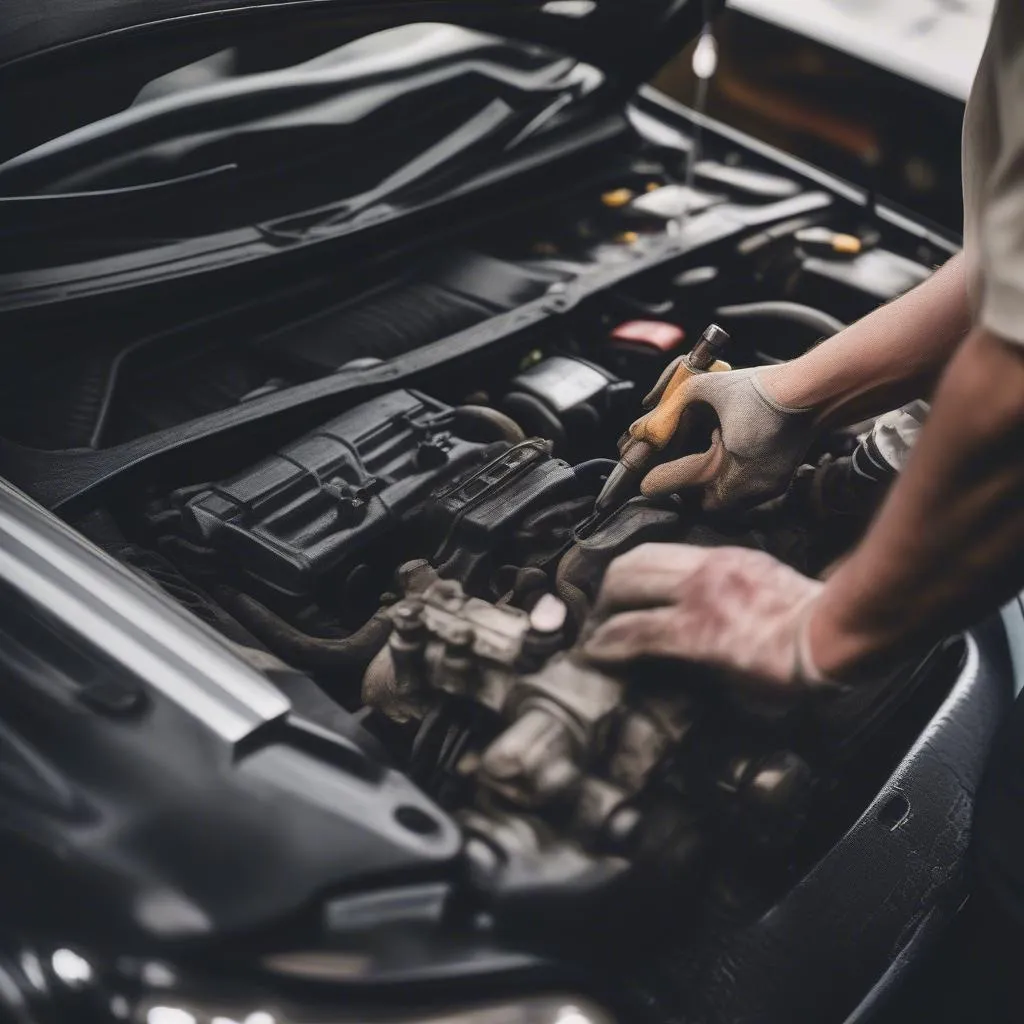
[761,252,971,426]
[585,325,1024,689]
[808,326,1024,678]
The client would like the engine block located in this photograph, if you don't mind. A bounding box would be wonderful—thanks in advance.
[364,572,816,918]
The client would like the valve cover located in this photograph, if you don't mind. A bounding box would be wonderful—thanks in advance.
[181,390,496,598]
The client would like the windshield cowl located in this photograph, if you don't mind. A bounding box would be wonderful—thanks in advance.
[0,23,606,279]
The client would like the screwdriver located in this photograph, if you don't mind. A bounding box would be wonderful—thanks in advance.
[594,323,731,513]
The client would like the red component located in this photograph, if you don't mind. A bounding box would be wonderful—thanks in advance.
[608,320,685,353]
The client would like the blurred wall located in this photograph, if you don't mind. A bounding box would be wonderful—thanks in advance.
[653,8,973,233]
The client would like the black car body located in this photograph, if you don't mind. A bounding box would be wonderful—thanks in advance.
[0,3,1017,1023]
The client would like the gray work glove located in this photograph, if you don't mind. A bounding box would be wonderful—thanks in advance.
[582,543,830,691]
[582,542,920,734]
[631,364,816,511]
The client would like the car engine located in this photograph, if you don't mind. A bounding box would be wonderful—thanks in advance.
[0,89,961,944]
[0,13,1007,1024]
[130,349,931,927]
[90,304,941,923]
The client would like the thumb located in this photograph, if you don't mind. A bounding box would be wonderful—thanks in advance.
[640,427,725,498]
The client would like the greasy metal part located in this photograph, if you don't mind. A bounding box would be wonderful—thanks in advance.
[362,570,814,911]
[362,574,553,722]
[684,321,730,372]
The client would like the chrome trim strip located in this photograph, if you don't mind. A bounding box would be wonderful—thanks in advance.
[1000,597,1024,697]
[0,481,289,742]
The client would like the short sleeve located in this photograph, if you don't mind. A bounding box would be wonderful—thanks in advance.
[975,1,1024,345]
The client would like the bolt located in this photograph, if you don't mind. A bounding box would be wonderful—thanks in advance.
[746,752,811,814]
[395,559,437,597]
[605,804,642,848]
[392,598,425,638]
[439,623,476,696]
[482,748,521,782]
[446,623,475,649]
[429,579,464,610]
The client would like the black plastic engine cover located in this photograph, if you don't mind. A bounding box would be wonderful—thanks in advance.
[428,440,574,543]
[257,251,566,374]
[425,439,591,596]
[181,390,495,598]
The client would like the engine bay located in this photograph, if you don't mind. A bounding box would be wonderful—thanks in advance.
[0,93,965,936]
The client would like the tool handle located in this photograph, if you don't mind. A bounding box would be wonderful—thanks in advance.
[598,324,731,513]
[629,357,729,448]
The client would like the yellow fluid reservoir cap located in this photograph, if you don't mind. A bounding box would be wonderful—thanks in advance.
[831,233,862,255]
[601,187,635,208]
[646,181,662,193]
[613,231,639,245]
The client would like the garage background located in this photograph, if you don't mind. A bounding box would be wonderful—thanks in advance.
[654,0,994,233]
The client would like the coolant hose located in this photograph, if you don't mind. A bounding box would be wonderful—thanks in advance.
[715,301,847,338]
[452,405,527,445]
[573,459,617,486]
[212,587,393,672]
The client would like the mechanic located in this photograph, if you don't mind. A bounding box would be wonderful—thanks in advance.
[585,0,1024,996]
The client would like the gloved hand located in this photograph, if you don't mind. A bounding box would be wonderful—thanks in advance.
[581,543,835,692]
[627,364,816,511]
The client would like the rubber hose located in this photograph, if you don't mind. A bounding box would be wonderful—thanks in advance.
[572,459,617,485]
[555,575,592,636]
[715,301,847,338]
[501,392,566,449]
[212,586,392,672]
[452,405,527,445]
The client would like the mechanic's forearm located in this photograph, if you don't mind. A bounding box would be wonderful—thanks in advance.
[807,328,1024,678]
[762,253,970,428]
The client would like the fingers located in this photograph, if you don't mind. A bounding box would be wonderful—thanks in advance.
[641,356,684,409]
[582,606,683,663]
[592,543,712,614]
[640,428,724,498]
[582,540,826,690]
[635,382,705,448]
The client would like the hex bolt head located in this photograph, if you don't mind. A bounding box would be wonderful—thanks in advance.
[392,598,425,637]
[395,559,437,596]
[430,579,465,610]
[605,804,642,849]
[446,623,475,650]
[747,752,811,814]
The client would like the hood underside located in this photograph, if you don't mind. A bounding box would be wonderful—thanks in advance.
[0,0,715,80]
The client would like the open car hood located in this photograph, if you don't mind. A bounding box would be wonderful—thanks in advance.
[0,0,717,88]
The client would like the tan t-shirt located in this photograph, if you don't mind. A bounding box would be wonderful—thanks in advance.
[963,0,1024,343]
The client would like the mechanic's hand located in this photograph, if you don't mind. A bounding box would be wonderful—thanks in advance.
[582,543,834,691]
[629,365,815,511]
